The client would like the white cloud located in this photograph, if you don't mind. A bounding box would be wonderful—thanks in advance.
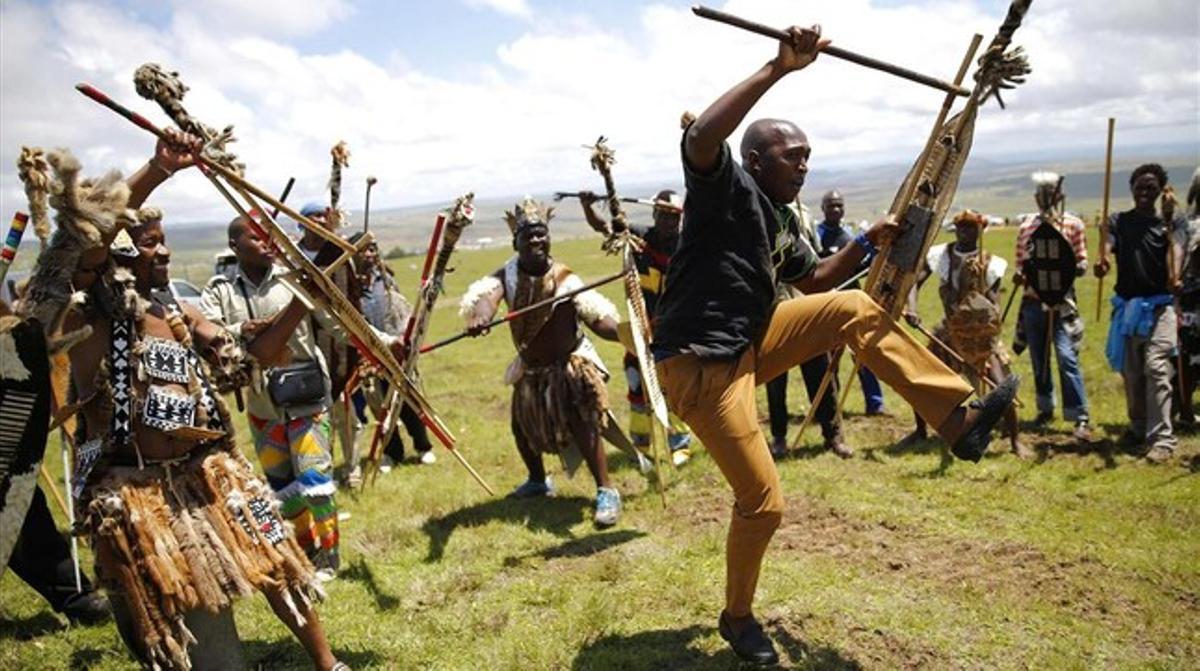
[167,0,353,38]
[1,0,1196,225]
[464,0,532,20]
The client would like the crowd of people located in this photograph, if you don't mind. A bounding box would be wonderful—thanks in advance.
[2,24,1198,671]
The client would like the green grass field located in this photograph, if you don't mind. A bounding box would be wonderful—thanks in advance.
[2,227,1198,670]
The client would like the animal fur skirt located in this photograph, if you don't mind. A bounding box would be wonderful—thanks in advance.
[511,354,609,477]
[82,445,323,670]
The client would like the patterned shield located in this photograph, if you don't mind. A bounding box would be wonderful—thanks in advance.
[1022,219,1078,307]
[0,318,52,573]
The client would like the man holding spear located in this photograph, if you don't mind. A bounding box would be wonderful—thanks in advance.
[575,189,695,466]
[651,24,1017,665]
[21,132,345,670]
[459,197,627,526]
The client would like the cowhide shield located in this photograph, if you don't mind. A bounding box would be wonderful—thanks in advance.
[0,318,52,574]
[1022,219,1078,307]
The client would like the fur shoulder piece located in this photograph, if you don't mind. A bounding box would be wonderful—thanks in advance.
[559,272,619,324]
[459,275,503,325]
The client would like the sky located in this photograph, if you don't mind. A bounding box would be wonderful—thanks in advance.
[1,0,1197,223]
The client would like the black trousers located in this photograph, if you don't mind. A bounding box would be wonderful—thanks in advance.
[7,487,93,611]
[383,403,434,461]
[765,353,840,442]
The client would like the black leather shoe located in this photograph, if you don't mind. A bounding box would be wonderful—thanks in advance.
[718,611,779,666]
[61,590,111,626]
[951,375,1020,463]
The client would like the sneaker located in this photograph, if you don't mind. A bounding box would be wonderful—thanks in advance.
[315,568,338,583]
[865,407,892,417]
[951,375,1021,462]
[1144,445,1173,464]
[419,450,437,465]
[337,511,352,522]
[594,487,621,527]
[668,433,692,452]
[825,433,853,459]
[378,455,395,474]
[718,611,779,666]
[345,466,362,489]
[61,590,111,626]
[671,447,692,467]
[1072,421,1093,443]
[508,478,554,498]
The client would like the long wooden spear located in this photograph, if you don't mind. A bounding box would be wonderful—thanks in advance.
[75,82,495,496]
[1095,117,1115,322]
[590,137,669,506]
[692,5,971,98]
[420,270,626,355]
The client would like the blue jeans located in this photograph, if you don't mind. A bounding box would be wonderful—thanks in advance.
[1020,299,1089,422]
[858,367,885,413]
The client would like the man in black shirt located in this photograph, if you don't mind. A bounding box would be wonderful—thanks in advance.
[1095,163,1187,464]
[652,26,1019,665]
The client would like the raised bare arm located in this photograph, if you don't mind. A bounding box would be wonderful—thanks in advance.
[684,25,829,173]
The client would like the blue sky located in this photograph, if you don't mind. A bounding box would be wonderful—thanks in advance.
[2,0,1196,220]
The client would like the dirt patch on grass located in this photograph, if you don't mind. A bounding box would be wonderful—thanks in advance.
[770,500,1178,626]
[671,485,1197,664]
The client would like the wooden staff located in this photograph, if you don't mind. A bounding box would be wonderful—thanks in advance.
[555,191,682,213]
[1044,309,1055,378]
[76,83,494,495]
[269,177,295,219]
[1000,280,1020,324]
[1095,117,1115,322]
[38,464,71,521]
[421,270,626,355]
[363,176,378,233]
[590,137,668,505]
[692,5,971,98]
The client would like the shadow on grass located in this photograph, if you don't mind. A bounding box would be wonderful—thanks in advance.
[571,625,731,670]
[571,623,861,670]
[503,528,647,568]
[243,639,382,669]
[69,647,111,669]
[340,556,400,611]
[0,610,63,640]
[421,495,592,563]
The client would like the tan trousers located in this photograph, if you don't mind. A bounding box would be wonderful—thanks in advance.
[657,290,972,617]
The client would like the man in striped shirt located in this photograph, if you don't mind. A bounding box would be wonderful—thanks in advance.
[1012,173,1092,441]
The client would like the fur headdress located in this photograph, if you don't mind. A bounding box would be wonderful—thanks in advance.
[504,196,553,237]
[20,148,135,352]
[952,209,987,229]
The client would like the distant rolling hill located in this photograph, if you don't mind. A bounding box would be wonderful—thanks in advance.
[6,150,1195,283]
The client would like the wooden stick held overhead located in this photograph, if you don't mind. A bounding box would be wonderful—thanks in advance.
[692,5,971,98]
